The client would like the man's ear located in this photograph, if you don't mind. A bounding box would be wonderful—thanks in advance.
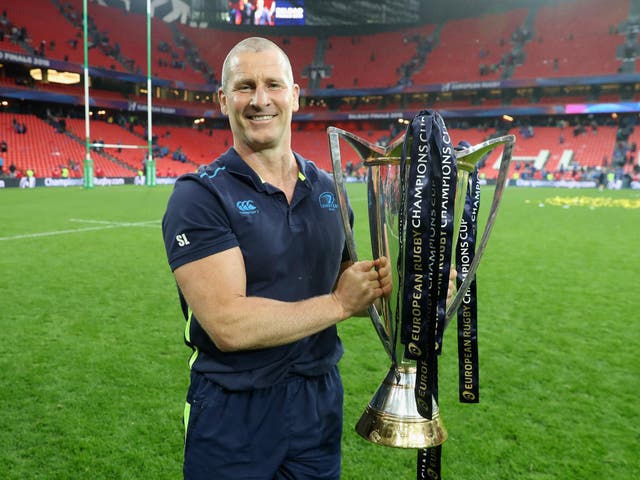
[219,88,228,115]
[292,83,300,113]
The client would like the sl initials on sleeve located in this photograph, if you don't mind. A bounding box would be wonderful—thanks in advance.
[176,233,190,247]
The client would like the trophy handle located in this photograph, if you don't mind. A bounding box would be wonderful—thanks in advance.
[444,134,516,326]
[328,127,395,360]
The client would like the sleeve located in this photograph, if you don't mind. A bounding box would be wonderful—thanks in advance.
[162,176,239,271]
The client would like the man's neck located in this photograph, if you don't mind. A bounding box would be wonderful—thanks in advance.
[237,145,299,201]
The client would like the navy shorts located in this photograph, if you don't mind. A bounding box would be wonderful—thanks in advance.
[183,366,344,480]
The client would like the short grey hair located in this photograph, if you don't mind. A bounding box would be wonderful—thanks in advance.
[220,37,293,93]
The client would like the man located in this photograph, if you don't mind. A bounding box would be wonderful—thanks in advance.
[162,37,392,479]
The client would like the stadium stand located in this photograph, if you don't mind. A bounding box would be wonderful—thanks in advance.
[2,0,119,70]
[290,127,394,172]
[321,29,429,89]
[413,8,528,85]
[512,0,630,79]
[0,0,638,187]
[60,117,199,177]
[63,117,147,169]
[3,106,628,180]
[0,111,134,178]
[64,0,209,84]
[624,129,640,170]
[153,125,233,174]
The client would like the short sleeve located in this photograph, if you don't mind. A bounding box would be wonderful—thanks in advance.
[162,176,238,271]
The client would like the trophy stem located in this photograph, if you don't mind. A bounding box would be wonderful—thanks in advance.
[355,363,448,449]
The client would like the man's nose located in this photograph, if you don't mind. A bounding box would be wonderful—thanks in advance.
[250,85,270,107]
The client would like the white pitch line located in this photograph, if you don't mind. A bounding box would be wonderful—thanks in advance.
[69,218,127,225]
[0,219,160,241]
[0,224,120,241]
[69,218,159,228]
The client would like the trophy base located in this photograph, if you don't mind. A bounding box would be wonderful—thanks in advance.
[355,365,448,449]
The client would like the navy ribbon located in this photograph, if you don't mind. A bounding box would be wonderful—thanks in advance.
[399,110,457,480]
[456,168,480,403]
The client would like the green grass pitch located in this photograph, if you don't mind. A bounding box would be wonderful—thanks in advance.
[0,184,638,479]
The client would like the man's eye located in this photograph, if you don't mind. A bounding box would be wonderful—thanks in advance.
[237,85,253,92]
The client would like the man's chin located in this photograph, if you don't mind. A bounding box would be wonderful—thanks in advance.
[246,137,278,151]
[246,130,281,146]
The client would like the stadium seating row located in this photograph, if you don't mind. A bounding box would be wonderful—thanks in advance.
[2,109,637,181]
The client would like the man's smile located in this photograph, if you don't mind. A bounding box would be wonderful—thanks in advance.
[248,114,276,121]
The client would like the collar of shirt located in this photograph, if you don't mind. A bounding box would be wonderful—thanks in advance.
[221,147,312,194]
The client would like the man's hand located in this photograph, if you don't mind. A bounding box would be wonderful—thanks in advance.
[374,256,393,298]
[332,260,385,319]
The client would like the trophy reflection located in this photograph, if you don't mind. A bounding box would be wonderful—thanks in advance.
[328,121,515,449]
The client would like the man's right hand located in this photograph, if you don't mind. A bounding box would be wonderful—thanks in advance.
[332,260,384,319]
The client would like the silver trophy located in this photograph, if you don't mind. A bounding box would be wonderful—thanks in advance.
[329,123,515,449]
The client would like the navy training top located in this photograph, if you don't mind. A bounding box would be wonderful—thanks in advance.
[162,148,353,390]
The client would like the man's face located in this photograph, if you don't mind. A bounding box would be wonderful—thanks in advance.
[219,48,300,153]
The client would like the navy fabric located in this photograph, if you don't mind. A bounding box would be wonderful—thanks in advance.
[183,367,343,480]
[162,148,352,390]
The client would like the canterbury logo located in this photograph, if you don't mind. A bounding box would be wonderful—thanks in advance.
[236,200,258,214]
